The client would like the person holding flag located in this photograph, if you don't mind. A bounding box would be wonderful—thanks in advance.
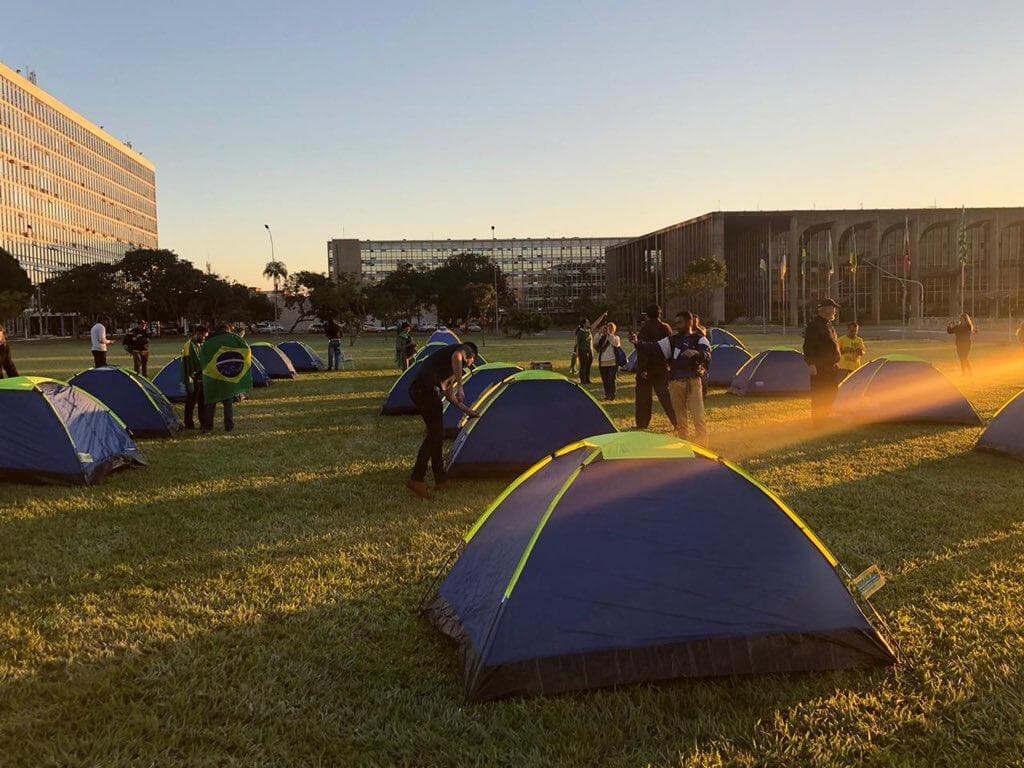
[181,325,209,429]
[200,323,253,432]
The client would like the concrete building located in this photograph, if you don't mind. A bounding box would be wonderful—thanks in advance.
[606,209,1024,326]
[328,236,631,316]
[0,61,158,290]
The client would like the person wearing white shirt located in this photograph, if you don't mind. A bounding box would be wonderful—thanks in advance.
[90,318,111,367]
[594,321,623,401]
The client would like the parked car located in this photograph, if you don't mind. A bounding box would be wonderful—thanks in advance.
[308,320,325,333]
[466,323,482,332]
[255,321,284,333]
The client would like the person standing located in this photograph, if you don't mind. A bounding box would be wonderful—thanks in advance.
[803,298,842,425]
[0,327,18,378]
[838,321,867,376]
[181,325,208,429]
[407,342,480,499]
[395,322,416,370]
[90,317,112,367]
[324,317,343,371]
[634,305,677,430]
[200,324,236,433]
[575,311,607,385]
[630,311,711,443]
[594,321,622,401]
[122,320,151,377]
[947,313,975,375]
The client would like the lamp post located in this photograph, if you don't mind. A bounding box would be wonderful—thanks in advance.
[264,224,278,321]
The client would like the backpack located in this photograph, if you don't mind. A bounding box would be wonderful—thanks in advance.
[614,345,627,368]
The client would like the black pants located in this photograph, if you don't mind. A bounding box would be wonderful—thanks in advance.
[92,350,107,367]
[635,370,676,428]
[810,366,839,424]
[132,350,149,377]
[578,352,594,384]
[201,398,234,431]
[184,379,205,428]
[599,365,618,399]
[411,383,445,483]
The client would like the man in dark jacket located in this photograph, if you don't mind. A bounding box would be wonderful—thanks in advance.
[122,320,151,376]
[181,325,208,429]
[803,298,842,425]
[324,318,343,371]
[633,305,677,430]
[631,310,711,443]
[0,327,17,378]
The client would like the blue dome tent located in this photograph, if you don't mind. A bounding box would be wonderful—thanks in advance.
[68,366,181,438]
[428,432,895,701]
[707,344,753,387]
[728,348,810,396]
[709,327,746,348]
[0,377,146,485]
[977,389,1024,460]
[832,355,981,425]
[277,340,325,372]
[249,342,297,379]
[442,362,524,438]
[382,344,484,416]
[445,370,617,478]
[428,328,461,346]
[153,357,187,403]
[250,357,271,388]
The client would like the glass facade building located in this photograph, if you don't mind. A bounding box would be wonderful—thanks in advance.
[328,237,630,315]
[0,62,158,287]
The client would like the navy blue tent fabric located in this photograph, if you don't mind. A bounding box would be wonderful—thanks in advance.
[709,327,745,348]
[978,389,1024,460]
[442,364,523,437]
[69,367,182,438]
[445,375,616,478]
[707,345,753,387]
[0,378,146,485]
[153,357,187,403]
[278,341,325,372]
[251,357,271,388]
[729,349,810,396]
[832,356,981,425]
[250,344,297,379]
[428,328,461,346]
[429,435,894,701]
[383,344,485,415]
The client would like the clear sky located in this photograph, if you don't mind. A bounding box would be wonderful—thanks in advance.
[3,1,1022,287]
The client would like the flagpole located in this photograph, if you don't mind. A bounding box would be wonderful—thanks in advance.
[767,223,773,326]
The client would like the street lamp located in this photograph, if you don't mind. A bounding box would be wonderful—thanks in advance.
[492,225,498,336]
[264,224,278,321]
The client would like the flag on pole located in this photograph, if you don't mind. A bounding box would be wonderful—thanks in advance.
[780,254,788,285]
[903,217,911,277]
[849,230,858,273]
[759,257,767,273]
[957,206,969,265]
[800,246,807,278]
[827,231,835,278]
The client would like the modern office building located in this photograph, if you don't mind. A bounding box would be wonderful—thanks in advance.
[0,61,158,289]
[328,236,631,314]
[606,209,1024,325]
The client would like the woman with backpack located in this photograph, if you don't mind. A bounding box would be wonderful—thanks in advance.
[595,320,624,401]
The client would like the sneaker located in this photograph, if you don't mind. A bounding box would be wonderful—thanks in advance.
[406,479,433,499]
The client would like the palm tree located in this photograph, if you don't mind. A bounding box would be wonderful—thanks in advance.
[263,261,288,320]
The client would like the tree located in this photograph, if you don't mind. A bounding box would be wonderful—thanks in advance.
[428,252,512,325]
[263,260,288,320]
[505,306,551,339]
[282,271,331,331]
[39,263,121,334]
[120,248,203,322]
[0,248,32,322]
[465,283,496,327]
[370,263,428,323]
[667,257,727,323]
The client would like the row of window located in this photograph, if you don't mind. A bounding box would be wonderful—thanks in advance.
[2,236,126,285]
[0,119,157,220]
[0,71,154,190]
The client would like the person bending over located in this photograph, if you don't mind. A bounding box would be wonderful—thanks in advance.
[407,342,480,499]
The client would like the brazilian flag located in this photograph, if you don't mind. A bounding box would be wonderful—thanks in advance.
[200,332,252,403]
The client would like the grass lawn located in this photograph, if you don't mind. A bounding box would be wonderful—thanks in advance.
[1,329,1023,767]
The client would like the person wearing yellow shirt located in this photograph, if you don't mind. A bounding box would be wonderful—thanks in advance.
[838,321,866,375]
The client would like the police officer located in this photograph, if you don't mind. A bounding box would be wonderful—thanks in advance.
[803,298,842,425]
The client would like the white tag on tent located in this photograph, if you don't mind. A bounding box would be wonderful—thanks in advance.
[851,565,886,600]
[77,452,94,463]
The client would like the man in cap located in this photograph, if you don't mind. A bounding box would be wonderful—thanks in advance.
[803,298,842,425]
